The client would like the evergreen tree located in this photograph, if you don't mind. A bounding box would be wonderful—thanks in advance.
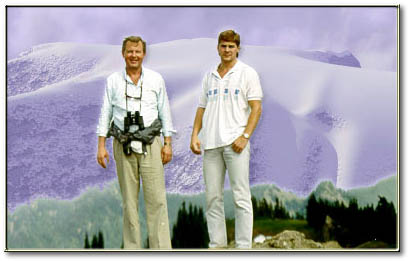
[375,196,397,245]
[272,198,290,219]
[84,231,105,249]
[306,193,397,247]
[306,193,324,229]
[84,232,90,249]
[251,196,258,217]
[91,234,98,248]
[171,201,209,248]
[97,230,104,248]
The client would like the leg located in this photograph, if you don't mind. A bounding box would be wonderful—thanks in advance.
[223,142,253,249]
[139,136,172,249]
[203,147,227,248]
[113,139,142,249]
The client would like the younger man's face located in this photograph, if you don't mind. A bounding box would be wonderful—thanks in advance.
[217,40,240,63]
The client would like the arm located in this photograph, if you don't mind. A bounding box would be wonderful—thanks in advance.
[190,107,205,155]
[96,78,113,168]
[161,136,172,165]
[97,136,109,168]
[231,100,262,153]
[157,76,175,164]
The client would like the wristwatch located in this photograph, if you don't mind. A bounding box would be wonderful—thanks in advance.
[243,133,250,139]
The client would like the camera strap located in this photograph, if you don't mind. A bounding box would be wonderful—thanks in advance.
[125,69,143,114]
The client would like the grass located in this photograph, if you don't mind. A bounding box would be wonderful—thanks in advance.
[355,241,397,249]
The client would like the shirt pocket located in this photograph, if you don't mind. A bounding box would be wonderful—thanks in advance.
[142,88,158,109]
[112,92,127,111]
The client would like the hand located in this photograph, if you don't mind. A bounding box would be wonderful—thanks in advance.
[190,135,202,155]
[161,144,172,165]
[231,136,248,153]
[97,146,110,168]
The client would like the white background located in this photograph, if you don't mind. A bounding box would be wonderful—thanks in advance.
[0,0,404,260]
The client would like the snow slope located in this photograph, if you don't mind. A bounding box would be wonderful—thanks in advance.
[7,39,397,210]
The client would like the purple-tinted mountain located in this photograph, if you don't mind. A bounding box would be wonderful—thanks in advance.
[6,40,397,211]
[7,43,101,97]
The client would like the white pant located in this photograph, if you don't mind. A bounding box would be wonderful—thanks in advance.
[203,143,253,249]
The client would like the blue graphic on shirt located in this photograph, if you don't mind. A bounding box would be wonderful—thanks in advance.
[224,88,229,101]
[234,89,240,100]
[207,90,212,101]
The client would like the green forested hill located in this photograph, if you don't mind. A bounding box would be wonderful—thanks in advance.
[7,175,397,249]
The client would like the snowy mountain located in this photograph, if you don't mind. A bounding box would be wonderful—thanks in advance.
[7,38,397,210]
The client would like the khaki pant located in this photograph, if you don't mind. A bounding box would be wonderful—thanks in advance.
[113,136,172,249]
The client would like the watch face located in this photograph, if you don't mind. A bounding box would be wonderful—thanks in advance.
[244,133,249,139]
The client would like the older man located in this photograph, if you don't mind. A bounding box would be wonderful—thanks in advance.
[190,30,263,249]
[97,36,174,249]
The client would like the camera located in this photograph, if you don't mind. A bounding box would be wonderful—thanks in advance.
[124,111,145,133]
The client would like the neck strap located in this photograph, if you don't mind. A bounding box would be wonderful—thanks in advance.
[125,70,143,113]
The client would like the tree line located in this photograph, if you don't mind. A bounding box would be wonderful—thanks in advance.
[306,194,397,247]
[82,193,397,249]
[251,196,297,220]
[171,201,209,248]
[84,230,104,249]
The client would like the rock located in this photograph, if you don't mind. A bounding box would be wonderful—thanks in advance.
[253,234,266,244]
[322,241,342,249]
[252,230,342,249]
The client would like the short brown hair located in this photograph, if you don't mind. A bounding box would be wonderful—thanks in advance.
[218,30,240,47]
[122,36,146,54]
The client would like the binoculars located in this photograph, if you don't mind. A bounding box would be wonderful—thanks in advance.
[123,111,145,156]
[124,111,145,133]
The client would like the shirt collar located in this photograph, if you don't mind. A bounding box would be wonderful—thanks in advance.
[123,66,144,85]
[211,59,241,78]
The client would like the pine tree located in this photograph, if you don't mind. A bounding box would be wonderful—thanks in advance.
[91,234,98,248]
[306,193,320,229]
[84,232,90,249]
[272,198,290,219]
[97,230,104,248]
[171,201,209,248]
[84,231,105,249]
[375,196,397,245]
[251,196,258,218]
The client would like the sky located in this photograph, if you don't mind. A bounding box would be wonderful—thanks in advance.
[7,6,397,71]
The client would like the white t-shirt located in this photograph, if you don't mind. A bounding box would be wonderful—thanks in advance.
[198,60,263,150]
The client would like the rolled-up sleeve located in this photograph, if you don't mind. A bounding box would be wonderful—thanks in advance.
[157,76,176,137]
[198,74,208,108]
[96,77,113,137]
[246,68,263,101]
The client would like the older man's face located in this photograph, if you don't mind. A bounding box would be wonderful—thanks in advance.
[122,41,145,70]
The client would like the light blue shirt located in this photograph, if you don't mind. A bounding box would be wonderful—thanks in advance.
[97,67,175,137]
